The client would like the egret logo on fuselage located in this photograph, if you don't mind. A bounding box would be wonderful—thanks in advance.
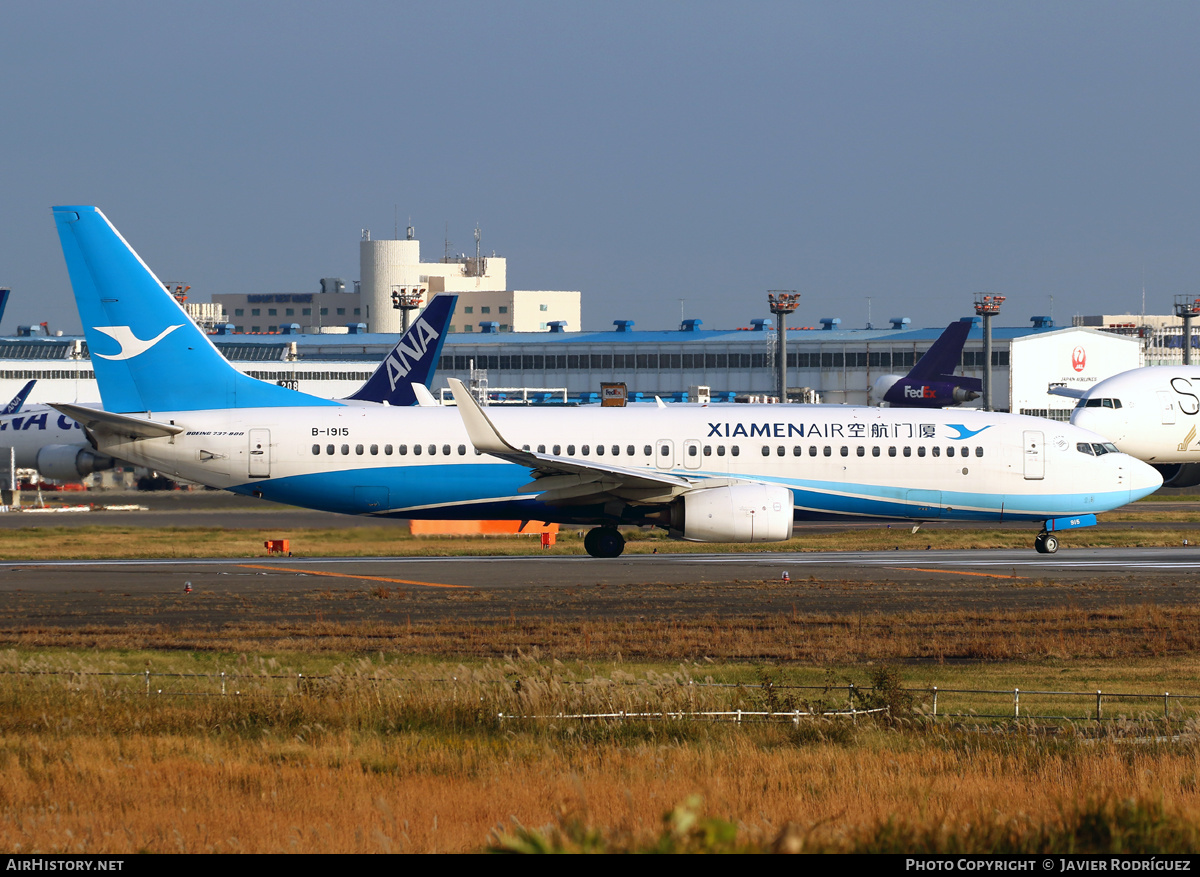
[384,318,440,391]
[945,424,993,440]
[93,325,183,361]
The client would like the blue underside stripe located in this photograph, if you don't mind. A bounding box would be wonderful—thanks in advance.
[228,464,1130,524]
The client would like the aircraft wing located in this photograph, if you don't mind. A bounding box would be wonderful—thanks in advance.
[448,378,712,505]
[1047,384,1086,400]
[51,403,184,440]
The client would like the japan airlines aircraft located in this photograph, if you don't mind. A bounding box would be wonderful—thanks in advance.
[0,290,456,481]
[50,206,1161,555]
[1070,365,1200,489]
[870,320,982,408]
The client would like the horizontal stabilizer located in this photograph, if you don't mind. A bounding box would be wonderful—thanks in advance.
[51,403,184,439]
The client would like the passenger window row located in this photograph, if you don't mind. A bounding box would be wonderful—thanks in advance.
[312,443,472,456]
[763,445,985,458]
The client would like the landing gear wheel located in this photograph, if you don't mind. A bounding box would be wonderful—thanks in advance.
[1034,532,1059,554]
[584,526,625,558]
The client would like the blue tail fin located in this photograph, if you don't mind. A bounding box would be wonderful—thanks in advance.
[343,294,456,405]
[1,380,35,415]
[0,289,10,330]
[53,206,340,413]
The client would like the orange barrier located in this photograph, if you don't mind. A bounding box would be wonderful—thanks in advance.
[409,520,559,540]
[264,539,289,555]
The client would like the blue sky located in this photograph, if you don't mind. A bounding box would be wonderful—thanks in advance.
[4,1,1200,334]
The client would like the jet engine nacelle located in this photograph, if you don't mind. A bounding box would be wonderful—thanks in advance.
[870,374,901,405]
[675,483,794,543]
[952,386,981,404]
[1153,462,1200,489]
[35,444,115,482]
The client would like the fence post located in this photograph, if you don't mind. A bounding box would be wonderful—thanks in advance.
[1014,688,1019,718]
[145,669,150,697]
[221,671,226,696]
[1096,690,1102,723]
[931,686,938,718]
[1164,691,1170,726]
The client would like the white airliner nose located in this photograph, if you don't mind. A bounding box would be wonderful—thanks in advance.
[1071,408,1126,446]
[1125,455,1163,502]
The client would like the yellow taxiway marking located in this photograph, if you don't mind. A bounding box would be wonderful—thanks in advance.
[238,564,467,589]
[889,566,1026,580]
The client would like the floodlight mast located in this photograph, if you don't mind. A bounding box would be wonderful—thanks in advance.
[768,290,801,402]
[391,286,426,333]
[1173,295,1200,365]
[974,293,1005,411]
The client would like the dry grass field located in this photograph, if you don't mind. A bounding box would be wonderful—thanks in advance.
[2,649,1199,853]
[3,515,1199,852]
[0,520,1199,560]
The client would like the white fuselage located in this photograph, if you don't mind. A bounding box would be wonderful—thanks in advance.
[1071,366,1200,463]
[92,403,1159,524]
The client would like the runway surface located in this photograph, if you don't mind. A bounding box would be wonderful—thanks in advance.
[2,547,1197,629]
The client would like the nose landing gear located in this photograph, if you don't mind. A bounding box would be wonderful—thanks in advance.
[1034,531,1059,554]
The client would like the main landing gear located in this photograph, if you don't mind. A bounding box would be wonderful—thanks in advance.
[584,526,625,558]
[1034,531,1059,554]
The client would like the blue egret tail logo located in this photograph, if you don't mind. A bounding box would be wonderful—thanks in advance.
[946,423,992,440]
[93,325,183,361]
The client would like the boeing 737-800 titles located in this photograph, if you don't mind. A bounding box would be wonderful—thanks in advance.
[49,206,1161,556]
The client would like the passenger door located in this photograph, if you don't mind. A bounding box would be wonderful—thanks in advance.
[248,429,271,478]
[1022,430,1044,480]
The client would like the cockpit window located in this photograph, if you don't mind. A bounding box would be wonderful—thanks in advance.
[1091,443,1109,456]
[1078,397,1123,409]
[1102,442,1119,453]
[1076,442,1094,455]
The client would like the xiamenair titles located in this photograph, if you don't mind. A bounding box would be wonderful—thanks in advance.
[705,417,987,441]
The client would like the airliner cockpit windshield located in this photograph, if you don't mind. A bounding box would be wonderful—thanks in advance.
[1076,397,1123,409]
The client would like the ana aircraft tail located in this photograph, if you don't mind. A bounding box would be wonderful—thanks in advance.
[1,380,35,415]
[52,206,340,413]
[344,294,456,405]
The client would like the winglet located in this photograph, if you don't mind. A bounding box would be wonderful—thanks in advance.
[412,383,439,407]
[447,378,515,455]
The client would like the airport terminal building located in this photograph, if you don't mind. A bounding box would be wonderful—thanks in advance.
[0,312,1144,419]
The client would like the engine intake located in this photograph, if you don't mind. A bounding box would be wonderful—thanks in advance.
[674,483,794,543]
[35,444,115,482]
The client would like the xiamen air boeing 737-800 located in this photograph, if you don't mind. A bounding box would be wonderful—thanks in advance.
[49,206,1160,556]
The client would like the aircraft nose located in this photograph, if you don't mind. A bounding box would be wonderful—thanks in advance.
[1126,456,1163,501]
[1072,408,1124,445]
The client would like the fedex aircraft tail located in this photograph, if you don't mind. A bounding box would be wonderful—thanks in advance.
[906,319,978,384]
[344,293,456,405]
[53,206,340,413]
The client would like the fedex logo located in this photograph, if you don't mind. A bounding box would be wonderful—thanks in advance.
[903,385,936,399]
[383,318,440,390]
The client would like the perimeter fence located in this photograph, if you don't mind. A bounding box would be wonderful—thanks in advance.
[3,667,1199,728]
